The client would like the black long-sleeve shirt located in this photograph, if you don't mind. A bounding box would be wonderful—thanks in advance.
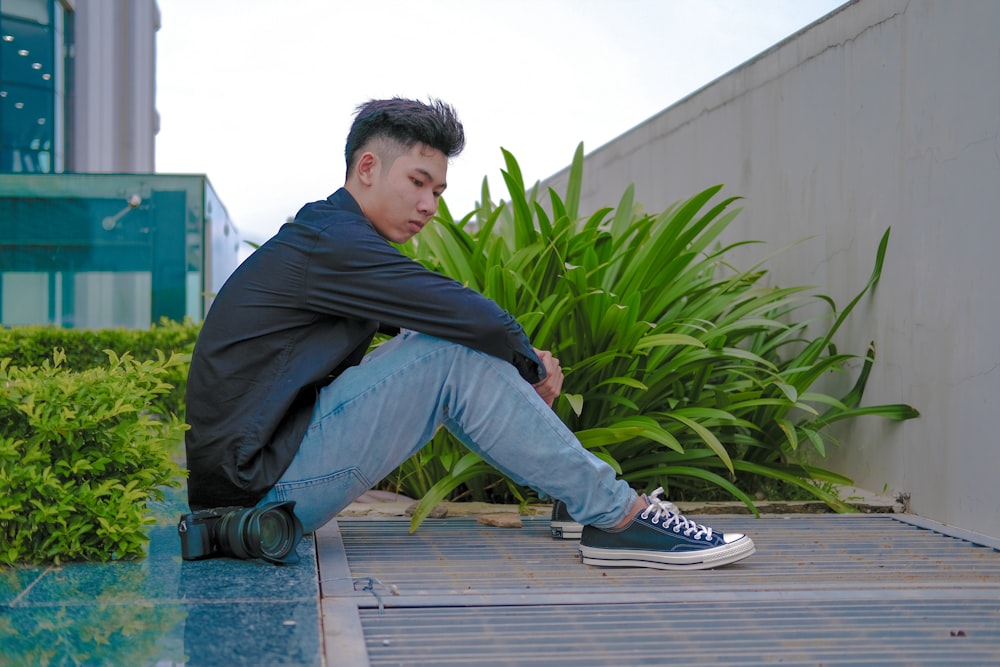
[184,188,543,509]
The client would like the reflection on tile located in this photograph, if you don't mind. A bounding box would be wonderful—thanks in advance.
[1,478,322,667]
[2,601,187,665]
[0,566,46,605]
[19,531,317,605]
[1,600,321,666]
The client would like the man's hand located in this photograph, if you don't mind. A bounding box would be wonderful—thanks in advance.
[532,348,563,408]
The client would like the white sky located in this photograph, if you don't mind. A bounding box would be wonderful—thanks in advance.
[155,0,845,246]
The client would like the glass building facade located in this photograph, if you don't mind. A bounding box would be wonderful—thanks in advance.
[0,173,241,328]
[0,0,68,174]
[1,1,242,329]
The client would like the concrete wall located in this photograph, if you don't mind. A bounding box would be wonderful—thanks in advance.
[70,0,159,172]
[540,0,1000,538]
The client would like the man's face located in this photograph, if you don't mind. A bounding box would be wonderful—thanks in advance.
[364,143,448,244]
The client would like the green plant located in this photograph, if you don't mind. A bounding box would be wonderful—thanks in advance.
[0,349,187,564]
[0,318,199,417]
[390,144,918,529]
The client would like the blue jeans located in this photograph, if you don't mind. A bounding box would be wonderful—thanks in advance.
[257,331,636,533]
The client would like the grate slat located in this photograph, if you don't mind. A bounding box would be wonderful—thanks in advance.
[360,600,1000,666]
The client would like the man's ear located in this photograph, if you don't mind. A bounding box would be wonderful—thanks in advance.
[354,151,379,186]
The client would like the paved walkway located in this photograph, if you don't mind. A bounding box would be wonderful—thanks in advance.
[3,493,999,666]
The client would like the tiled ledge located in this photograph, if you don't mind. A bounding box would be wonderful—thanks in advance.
[0,494,323,667]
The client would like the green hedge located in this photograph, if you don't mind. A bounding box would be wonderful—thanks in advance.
[0,349,187,565]
[0,318,199,418]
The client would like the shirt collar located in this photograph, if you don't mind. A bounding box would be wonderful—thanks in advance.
[328,188,364,216]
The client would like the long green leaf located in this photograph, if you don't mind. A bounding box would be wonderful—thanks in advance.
[663,413,733,472]
[409,455,491,532]
[565,142,585,222]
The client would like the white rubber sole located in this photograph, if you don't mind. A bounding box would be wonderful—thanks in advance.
[579,535,756,570]
[550,520,584,540]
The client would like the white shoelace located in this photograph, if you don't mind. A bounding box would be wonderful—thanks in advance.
[640,487,713,540]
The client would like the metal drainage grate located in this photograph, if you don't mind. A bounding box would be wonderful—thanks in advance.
[318,514,1000,666]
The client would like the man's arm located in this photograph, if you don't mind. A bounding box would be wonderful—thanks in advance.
[303,215,546,383]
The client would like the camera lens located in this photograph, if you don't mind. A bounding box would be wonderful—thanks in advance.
[216,502,303,564]
[247,508,297,560]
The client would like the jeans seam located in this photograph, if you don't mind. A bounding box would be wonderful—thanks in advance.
[273,466,371,492]
[313,336,462,424]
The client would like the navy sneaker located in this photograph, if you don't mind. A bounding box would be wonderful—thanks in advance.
[579,488,755,570]
[549,499,583,540]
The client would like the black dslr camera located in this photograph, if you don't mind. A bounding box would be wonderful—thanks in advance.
[178,501,303,565]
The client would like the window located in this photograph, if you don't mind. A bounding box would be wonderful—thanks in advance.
[0,0,55,173]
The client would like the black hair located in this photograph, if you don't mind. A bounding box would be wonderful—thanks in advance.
[344,97,465,176]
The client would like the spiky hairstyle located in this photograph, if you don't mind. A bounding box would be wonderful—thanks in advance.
[345,97,465,176]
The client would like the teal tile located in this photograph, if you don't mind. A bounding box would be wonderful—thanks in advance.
[0,600,187,666]
[15,523,182,605]
[176,541,319,602]
[2,478,321,666]
[20,528,317,604]
[0,599,321,666]
[176,600,322,666]
[0,566,46,606]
